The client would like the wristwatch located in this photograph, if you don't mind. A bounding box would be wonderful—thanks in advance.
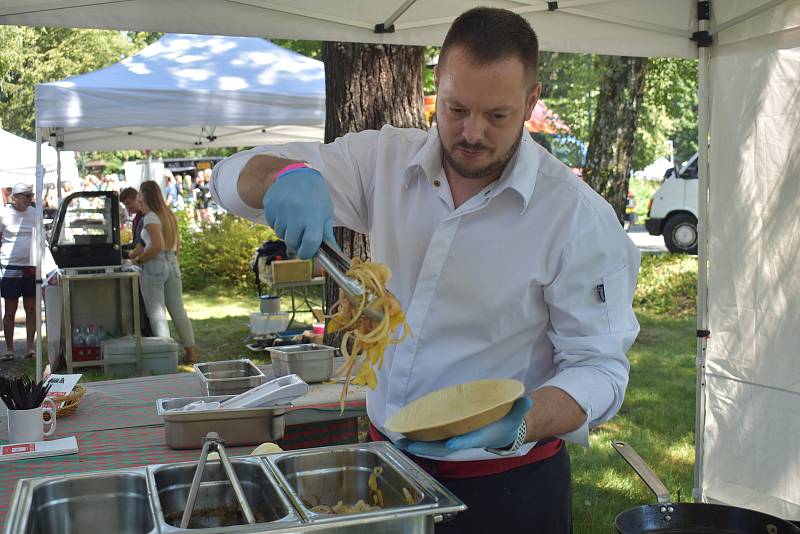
[485,420,527,457]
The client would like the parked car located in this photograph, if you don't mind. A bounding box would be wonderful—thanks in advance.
[645,153,699,254]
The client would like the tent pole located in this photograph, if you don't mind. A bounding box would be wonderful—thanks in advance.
[693,1,712,504]
[56,148,62,204]
[35,126,44,380]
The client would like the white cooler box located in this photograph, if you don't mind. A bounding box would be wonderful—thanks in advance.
[102,336,179,376]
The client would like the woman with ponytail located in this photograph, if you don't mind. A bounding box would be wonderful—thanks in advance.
[130,181,197,364]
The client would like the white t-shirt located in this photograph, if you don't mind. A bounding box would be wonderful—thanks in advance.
[0,205,35,266]
[141,212,177,251]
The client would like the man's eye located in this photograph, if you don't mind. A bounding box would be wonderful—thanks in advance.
[491,113,508,120]
[450,107,466,114]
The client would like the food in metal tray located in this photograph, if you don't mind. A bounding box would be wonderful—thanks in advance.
[328,259,410,408]
[303,466,415,515]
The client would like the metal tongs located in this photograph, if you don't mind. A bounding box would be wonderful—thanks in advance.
[317,239,383,321]
[180,432,256,529]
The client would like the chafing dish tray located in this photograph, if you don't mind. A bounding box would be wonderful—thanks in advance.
[156,395,286,450]
[194,359,267,396]
[6,442,465,534]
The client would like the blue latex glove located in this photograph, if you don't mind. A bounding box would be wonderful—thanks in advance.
[395,397,533,458]
[263,167,335,259]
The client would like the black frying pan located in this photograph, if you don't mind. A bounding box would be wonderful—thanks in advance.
[613,441,800,534]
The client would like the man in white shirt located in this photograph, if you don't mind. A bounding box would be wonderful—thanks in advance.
[212,8,639,532]
[0,183,37,361]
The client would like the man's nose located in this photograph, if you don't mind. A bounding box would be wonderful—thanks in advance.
[462,114,487,145]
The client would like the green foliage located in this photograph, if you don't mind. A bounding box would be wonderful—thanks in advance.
[633,58,698,169]
[178,213,277,292]
[635,254,697,317]
[0,27,143,138]
[628,177,661,217]
[271,39,322,59]
[539,51,601,143]
[538,51,697,172]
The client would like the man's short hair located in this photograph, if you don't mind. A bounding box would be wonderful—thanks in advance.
[440,7,539,89]
[119,187,138,202]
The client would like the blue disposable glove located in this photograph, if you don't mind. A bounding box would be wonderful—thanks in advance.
[263,167,335,259]
[395,397,533,458]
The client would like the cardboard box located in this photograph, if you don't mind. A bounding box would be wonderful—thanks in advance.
[271,259,312,283]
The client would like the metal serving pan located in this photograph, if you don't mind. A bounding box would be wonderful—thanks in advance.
[194,359,267,396]
[4,468,158,534]
[156,396,286,450]
[147,456,303,532]
[268,344,335,383]
[261,441,466,533]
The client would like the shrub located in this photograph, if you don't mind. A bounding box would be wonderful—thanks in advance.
[634,254,697,317]
[179,213,277,292]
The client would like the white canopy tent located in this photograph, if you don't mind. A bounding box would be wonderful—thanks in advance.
[2,0,799,520]
[0,128,79,187]
[36,32,326,150]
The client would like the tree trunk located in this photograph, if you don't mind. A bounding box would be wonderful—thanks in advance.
[583,55,649,221]
[320,42,426,330]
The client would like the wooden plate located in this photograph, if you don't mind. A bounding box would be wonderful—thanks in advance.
[385,379,525,442]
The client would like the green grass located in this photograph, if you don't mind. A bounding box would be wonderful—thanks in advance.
[570,310,696,532]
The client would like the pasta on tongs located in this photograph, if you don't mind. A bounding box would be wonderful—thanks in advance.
[316,241,410,409]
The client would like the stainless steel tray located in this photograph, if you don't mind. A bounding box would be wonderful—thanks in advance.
[268,344,335,383]
[262,442,466,533]
[5,443,466,534]
[4,467,159,534]
[147,456,302,532]
[156,396,286,450]
[194,359,267,396]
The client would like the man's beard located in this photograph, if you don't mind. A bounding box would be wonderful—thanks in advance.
[442,131,522,180]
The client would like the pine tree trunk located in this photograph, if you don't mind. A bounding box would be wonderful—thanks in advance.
[320,42,426,331]
[583,55,649,221]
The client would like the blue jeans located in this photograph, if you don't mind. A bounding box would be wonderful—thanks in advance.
[139,252,195,347]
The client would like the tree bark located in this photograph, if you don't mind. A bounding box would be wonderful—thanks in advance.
[583,55,649,221]
[320,42,426,329]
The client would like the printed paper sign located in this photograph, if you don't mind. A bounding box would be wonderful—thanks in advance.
[45,374,82,397]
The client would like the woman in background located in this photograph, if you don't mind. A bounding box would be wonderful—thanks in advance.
[129,181,198,364]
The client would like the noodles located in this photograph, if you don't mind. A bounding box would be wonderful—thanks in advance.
[327,258,410,409]
[307,466,398,515]
[369,466,384,508]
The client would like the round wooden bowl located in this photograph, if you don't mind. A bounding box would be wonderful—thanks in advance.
[385,379,525,442]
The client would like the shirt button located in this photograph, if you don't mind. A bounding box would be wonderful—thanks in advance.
[433,180,441,187]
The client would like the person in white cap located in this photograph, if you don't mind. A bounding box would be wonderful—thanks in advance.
[0,183,37,361]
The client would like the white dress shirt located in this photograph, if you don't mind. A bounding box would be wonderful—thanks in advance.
[211,125,640,461]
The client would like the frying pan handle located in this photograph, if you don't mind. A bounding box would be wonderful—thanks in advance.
[612,441,672,504]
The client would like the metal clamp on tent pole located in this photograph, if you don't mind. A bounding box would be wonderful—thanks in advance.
[692,0,712,47]
[547,2,559,11]
[374,0,417,33]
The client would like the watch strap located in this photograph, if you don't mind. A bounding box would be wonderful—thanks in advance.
[485,419,527,457]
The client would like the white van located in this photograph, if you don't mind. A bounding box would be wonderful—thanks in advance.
[645,153,698,254]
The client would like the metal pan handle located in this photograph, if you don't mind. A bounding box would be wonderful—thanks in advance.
[612,441,672,504]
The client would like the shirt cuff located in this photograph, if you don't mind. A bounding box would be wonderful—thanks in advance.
[209,152,268,224]
[538,367,610,447]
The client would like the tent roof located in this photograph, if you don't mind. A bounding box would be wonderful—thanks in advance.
[35,33,325,150]
[0,128,79,186]
[2,1,797,59]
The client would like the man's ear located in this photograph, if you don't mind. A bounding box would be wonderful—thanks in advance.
[525,81,542,119]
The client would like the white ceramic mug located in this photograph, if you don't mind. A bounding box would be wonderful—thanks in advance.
[7,398,57,444]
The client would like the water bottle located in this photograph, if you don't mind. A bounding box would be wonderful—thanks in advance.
[96,325,107,342]
[86,324,98,348]
[73,325,85,347]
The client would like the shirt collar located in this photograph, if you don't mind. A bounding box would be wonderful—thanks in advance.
[403,127,541,214]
